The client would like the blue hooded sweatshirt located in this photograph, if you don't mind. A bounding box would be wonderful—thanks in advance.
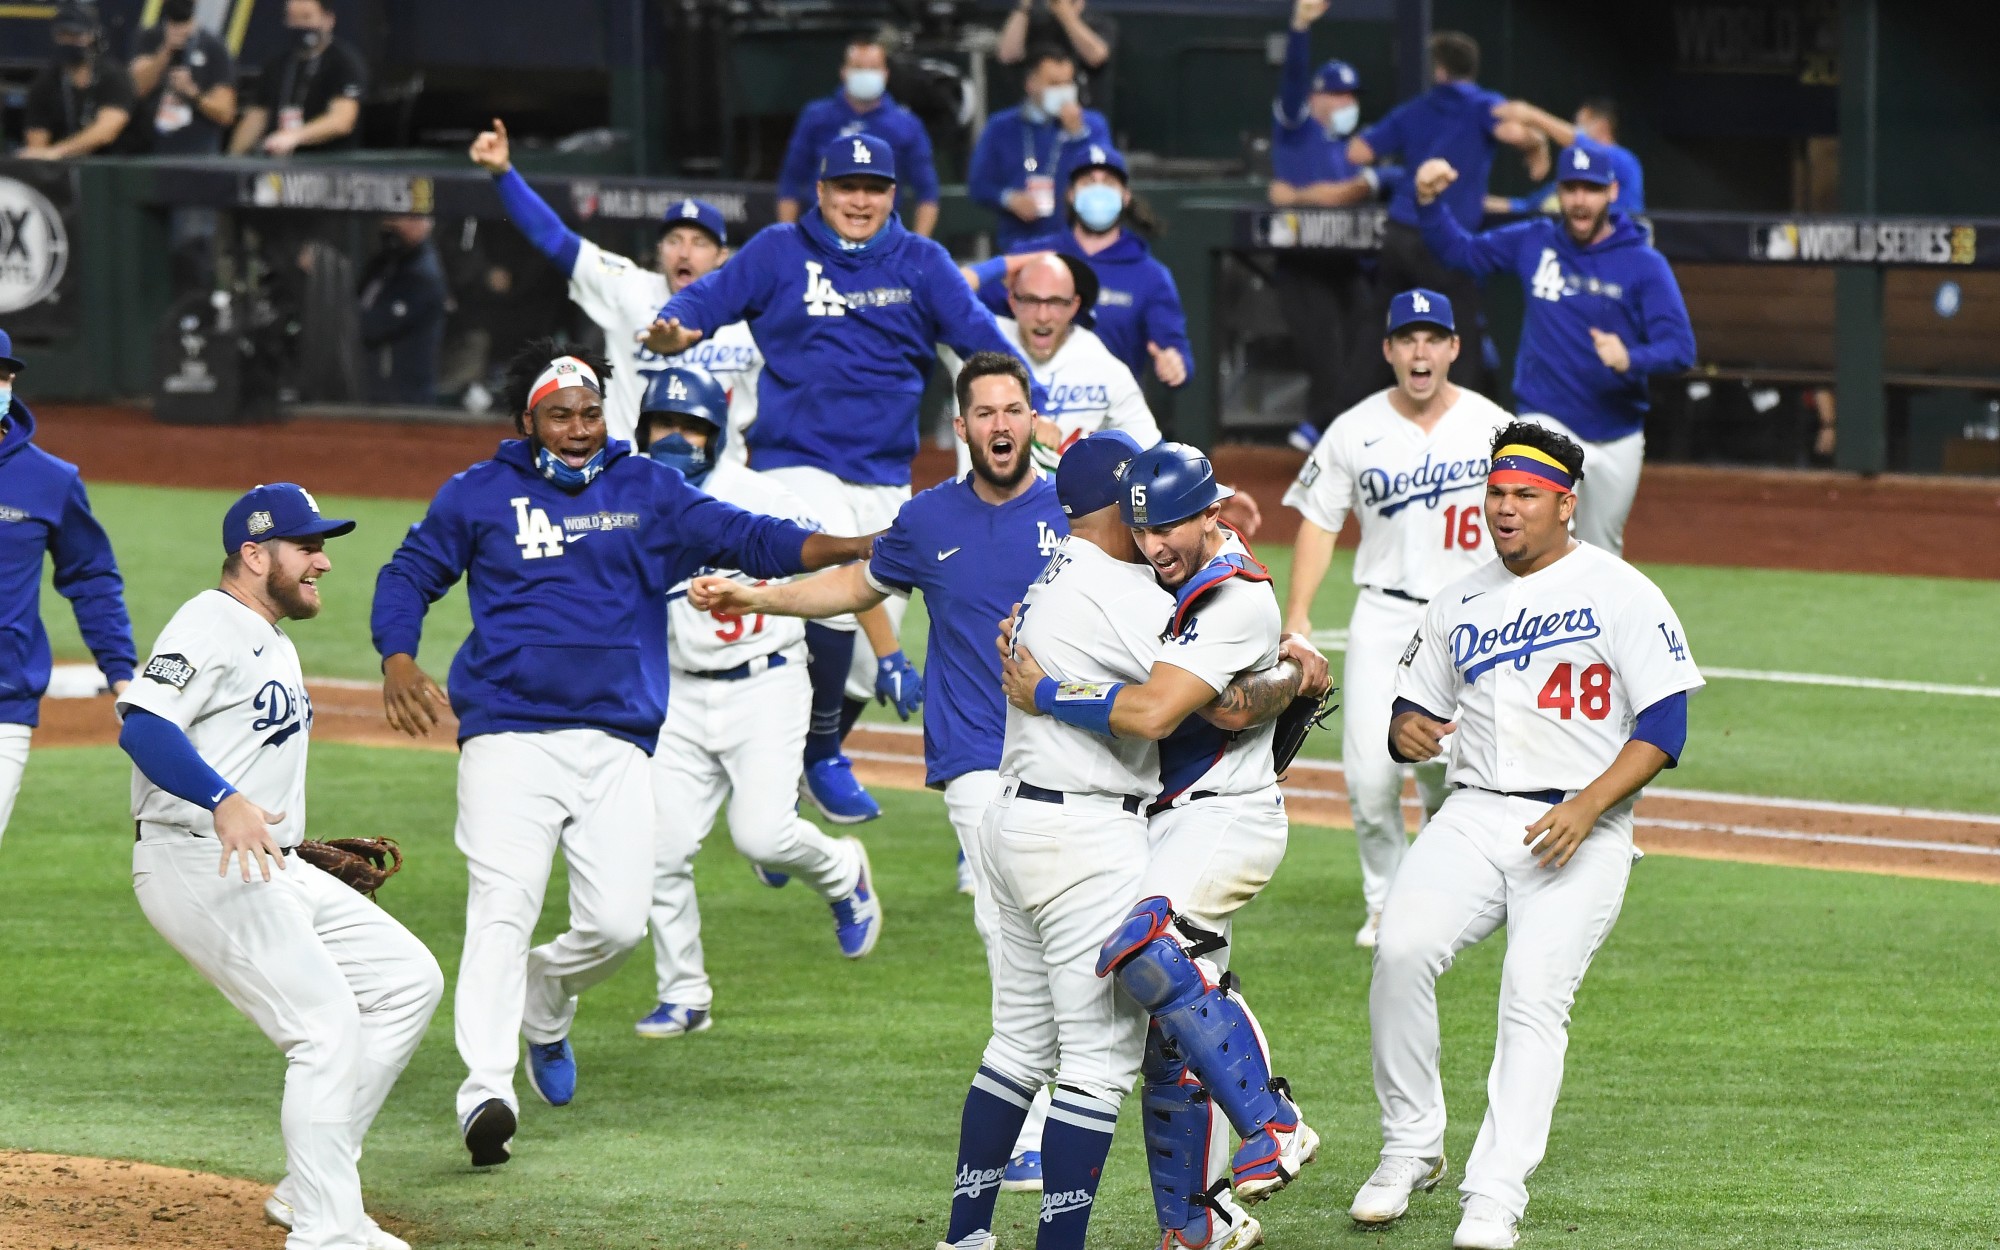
[968,102,1115,251]
[660,207,1038,487]
[972,225,1195,388]
[0,401,134,724]
[370,437,815,752]
[1419,197,1695,442]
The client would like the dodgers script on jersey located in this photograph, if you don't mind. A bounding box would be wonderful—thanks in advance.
[566,238,762,445]
[1396,543,1704,794]
[1283,388,1514,601]
[666,462,815,672]
[953,322,1159,474]
[1001,536,1172,798]
[119,590,312,846]
[1154,529,1283,802]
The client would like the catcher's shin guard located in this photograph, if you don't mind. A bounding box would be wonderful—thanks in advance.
[1142,1023,1254,1249]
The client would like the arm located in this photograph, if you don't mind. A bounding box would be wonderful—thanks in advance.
[1202,632,1331,730]
[195,81,237,128]
[491,167,583,274]
[121,709,291,880]
[775,107,820,210]
[966,121,1012,213]
[1274,26,1314,129]
[927,248,1052,409]
[1388,696,1456,763]
[371,481,473,683]
[1493,115,1552,181]
[1143,268,1195,387]
[904,122,942,234]
[912,202,940,236]
[1283,518,1336,636]
[40,107,130,159]
[1496,99,1575,148]
[1280,174,1379,208]
[1050,0,1110,67]
[286,94,359,149]
[673,482,869,581]
[1523,738,1671,868]
[50,476,136,687]
[654,232,772,345]
[996,2,1032,63]
[1617,258,1697,377]
[1349,104,1402,168]
[688,560,886,620]
[228,105,268,154]
[1414,165,1524,277]
[129,35,170,96]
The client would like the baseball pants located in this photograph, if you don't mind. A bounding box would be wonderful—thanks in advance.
[759,465,912,701]
[134,830,442,1250]
[0,722,29,850]
[1344,589,1452,914]
[1523,414,1645,557]
[453,729,653,1121]
[1369,788,1634,1219]
[649,658,861,1009]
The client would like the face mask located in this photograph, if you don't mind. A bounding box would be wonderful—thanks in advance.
[290,26,325,54]
[647,432,714,486]
[56,44,89,66]
[1038,83,1078,117]
[535,444,607,492]
[1073,183,1124,232]
[0,385,14,413]
[1328,104,1360,137]
[845,69,886,102]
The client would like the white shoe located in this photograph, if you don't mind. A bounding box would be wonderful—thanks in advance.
[1452,1196,1520,1250]
[1208,1189,1264,1250]
[1354,911,1381,949]
[1348,1153,1445,1223]
[264,1195,410,1250]
[934,1238,997,1250]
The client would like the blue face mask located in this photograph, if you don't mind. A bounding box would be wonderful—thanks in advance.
[647,433,714,487]
[1073,184,1125,233]
[535,444,607,492]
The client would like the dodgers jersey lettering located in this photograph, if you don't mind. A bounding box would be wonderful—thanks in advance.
[1395,543,1704,794]
[1000,534,1172,798]
[1283,388,1514,601]
[1154,530,1283,803]
[667,462,816,672]
[119,590,312,846]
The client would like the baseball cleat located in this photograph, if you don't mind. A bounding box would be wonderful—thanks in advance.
[800,755,882,824]
[462,1098,516,1168]
[933,1238,997,1250]
[1452,1196,1520,1250]
[955,848,976,896]
[1231,1099,1320,1205]
[1354,910,1381,949]
[264,1195,410,1250]
[1165,1188,1263,1250]
[830,836,882,958]
[635,1001,713,1038]
[752,861,791,888]
[1349,1153,1446,1224]
[525,1038,577,1106]
[1000,1149,1042,1193]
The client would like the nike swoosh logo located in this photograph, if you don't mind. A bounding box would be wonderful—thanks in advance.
[1462,591,1486,603]
[937,547,961,560]
[1363,437,1384,447]
[209,788,228,804]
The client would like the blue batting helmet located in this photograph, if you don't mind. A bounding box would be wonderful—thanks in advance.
[1118,442,1234,528]
[640,366,729,486]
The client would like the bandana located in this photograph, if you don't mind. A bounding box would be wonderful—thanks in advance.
[1488,443,1576,493]
[528,356,602,412]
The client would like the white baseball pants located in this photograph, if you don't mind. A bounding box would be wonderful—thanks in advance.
[0,722,30,850]
[134,831,442,1250]
[1522,414,1645,557]
[1368,788,1634,1219]
[759,465,912,700]
[453,729,653,1120]
[649,660,861,1008]
[1343,590,1451,913]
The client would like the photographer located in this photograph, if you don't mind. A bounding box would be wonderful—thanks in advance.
[130,0,237,156]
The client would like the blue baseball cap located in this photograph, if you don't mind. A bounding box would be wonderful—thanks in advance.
[0,328,23,372]
[1056,430,1144,518]
[1385,288,1455,336]
[222,483,355,553]
[1555,143,1615,186]
[819,133,896,183]
[1311,59,1360,94]
[1059,141,1128,187]
[659,196,727,246]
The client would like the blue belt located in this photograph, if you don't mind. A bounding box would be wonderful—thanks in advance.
[1369,586,1429,605]
[1016,781,1144,815]
[684,653,787,682]
[1467,785,1566,806]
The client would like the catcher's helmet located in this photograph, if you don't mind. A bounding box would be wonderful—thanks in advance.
[1118,441,1234,528]
[640,366,729,485]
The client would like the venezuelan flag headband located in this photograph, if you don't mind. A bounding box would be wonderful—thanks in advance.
[1488,443,1576,494]
[528,356,602,410]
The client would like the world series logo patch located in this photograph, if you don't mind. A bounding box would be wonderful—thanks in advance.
[143,652,196,690]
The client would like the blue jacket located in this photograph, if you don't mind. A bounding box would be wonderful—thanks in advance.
[968,102,1114,251]
[1504,138,1647,217]
[777,91,941,213]
[974,226,1195,387]
[1419,199,1695,442]
[1270,29,1363,189]
[0,401,134,725]
[1362,79,1507,228]
[661,208,1036,486]
[371,438,814,752]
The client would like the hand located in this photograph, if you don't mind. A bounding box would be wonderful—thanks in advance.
[1031,417,1064,450]
[1390,709,1455,762]
[687,574,762,615]
[16,147,56,162]
[1414,158,1457,206]
[1057,99,1085,135]
[959,264,983,290]
[875,651,923,720]
[163,21,193,51]
[469,116,512,174]
[110,679,130,698]
[1147,341,1188,387]
[1589,328,1630,373]
[1524,795,1603,869]
[1490,99,1530,125]
[381,653,446,739]
[1217,487,1261,538]
[1278,633,1332,699]
[166,66,200,98]
[1000,638,1050,714]
[1268,181,1298,208]
[996,603,1022,658]
[1049,0,1083,17]
[1005,190,1044,222]
[262,129,302,157]
[213,792,287,882]
[1482,193,1515,216]
[640,317,704,355]
[1291,0,1328,30]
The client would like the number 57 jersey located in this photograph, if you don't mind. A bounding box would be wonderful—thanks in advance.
[666,461,815,673]
[1396,543,1704,795]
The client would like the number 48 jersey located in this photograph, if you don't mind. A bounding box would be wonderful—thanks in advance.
[1396,543,1704,795]
[666,461,815,673]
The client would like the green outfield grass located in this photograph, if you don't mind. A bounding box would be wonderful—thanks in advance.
[1,744,1996,1249]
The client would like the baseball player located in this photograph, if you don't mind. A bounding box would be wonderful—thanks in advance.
[0,329,135,846]
[370,340,876,1167]
[1351,421,1702,1249]
[469,118,762,449]
[122,484,442,1250]
[1413,148,1694,555]
[646,131,1042,826]
[632,365,875,1041]
[1281,288,1514,948]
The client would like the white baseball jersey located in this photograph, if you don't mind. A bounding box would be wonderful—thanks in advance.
[119,590,312,847]
[1283,387,1515,601]
[566,238,762,448]
[666,461,816,673]
[952,321,1160,475]
[1395,542,1704,794]
[1001,535,1172,798]
[1154,529,1283,802]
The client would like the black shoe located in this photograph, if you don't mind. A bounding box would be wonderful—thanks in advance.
[462,1098,516,1167]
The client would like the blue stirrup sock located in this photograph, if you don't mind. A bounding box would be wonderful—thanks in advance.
[803,622,855,765]
[1038,1086,1120,1250]
[945,1065,1037,1247]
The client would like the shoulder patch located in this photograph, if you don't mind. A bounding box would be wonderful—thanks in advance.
[1398,630,1422,667]
[142,653,197,690]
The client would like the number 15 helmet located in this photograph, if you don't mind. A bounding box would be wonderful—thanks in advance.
[1118,441,1234,528]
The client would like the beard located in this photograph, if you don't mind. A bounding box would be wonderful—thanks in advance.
[968,438,1032,492]
[266,563,321,620]
[1565,205,1610,244]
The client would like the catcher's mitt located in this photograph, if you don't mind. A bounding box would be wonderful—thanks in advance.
[1271,687,1340,775]
[295,837,404,897]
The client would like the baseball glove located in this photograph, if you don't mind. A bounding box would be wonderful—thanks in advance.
[295,837,404,897]
[1271,688,1340,775]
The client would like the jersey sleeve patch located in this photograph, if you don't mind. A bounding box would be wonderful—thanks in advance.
[1399,630,1423,667]
[142,653,197,690]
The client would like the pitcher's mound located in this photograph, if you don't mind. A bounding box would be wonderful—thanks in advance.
[0,1150,280,1249]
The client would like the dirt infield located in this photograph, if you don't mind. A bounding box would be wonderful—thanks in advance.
[0,1151,283,1249]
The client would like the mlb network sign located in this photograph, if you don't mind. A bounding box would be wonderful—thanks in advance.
[1752,219,1979,266]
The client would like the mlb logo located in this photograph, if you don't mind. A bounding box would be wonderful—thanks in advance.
[247,510,274,535]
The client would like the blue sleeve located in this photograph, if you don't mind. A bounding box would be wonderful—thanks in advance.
[1630,690,1688,765]
[967,118,1012,211]
[1621,253,1697,378]
[666,473,813,581]
[902,114,941,204]
[1386,695,1450,763]
[120,708,236,810]
[1275,28,1313,129]
[1144,263,1195,385]
[49,474,135,685]
[371,477,473,661]
[776,104,824,203]
[493,168,582,275]
[1374,164,1409,202]
[661,229,776,332]
[970,256,1011,316]
[1416,194,1528,279]
[1360,101,1406,159]
[866,505,923,594]
[1479,88,1506,138]
[924,245,1051,411]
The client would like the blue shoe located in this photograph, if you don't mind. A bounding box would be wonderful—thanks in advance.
[800,755,881,825]
[524,1038,576,1107]
[1288,420,1322,453]
[752,861,791,888]
[634,1002,714,1039]
[955,848,975,896]
[1000,1149,1043,1193]
[461,1098,515,1167]
[830,837,881,959]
